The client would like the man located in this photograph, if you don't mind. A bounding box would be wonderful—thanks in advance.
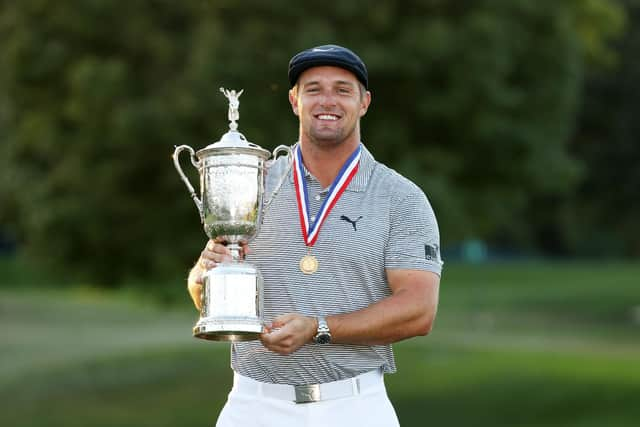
[187,44,443,426]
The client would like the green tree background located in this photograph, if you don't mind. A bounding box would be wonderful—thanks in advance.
[0,0,635,286]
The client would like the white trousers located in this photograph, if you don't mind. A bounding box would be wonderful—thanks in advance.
[215,370,400,427]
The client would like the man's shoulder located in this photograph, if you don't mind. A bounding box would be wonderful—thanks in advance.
[369,159,426,201]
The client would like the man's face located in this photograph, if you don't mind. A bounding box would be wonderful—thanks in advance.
[289,66,371,148]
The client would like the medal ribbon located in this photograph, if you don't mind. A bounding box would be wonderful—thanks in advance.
[293,144,361,247]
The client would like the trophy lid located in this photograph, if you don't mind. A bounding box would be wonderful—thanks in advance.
[196,88,270,160]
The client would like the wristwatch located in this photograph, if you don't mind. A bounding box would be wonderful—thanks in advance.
[313,316,332,344]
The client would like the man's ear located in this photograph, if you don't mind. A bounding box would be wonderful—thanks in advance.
[289,88,299,116]
[359,90,372,117]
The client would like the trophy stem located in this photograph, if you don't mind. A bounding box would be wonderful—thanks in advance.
[228,243,242,262]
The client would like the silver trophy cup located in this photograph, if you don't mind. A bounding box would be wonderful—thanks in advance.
[172,88,290,341]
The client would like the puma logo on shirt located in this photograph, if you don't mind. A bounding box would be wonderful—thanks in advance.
[340,215,363,231]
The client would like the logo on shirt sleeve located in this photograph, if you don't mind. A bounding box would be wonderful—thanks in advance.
[425,244,440,262]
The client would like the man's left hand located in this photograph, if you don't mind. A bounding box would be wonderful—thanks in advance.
[260,314,317,355]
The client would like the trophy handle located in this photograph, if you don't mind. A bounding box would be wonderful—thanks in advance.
[263,145,293,214]
[272,144,292,161]
[172,145,204,222]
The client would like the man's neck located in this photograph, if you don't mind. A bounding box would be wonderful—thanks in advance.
[299,139,360,188]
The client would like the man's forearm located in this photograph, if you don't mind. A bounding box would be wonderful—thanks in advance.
[327,284,438,346]
[187,264,204,310]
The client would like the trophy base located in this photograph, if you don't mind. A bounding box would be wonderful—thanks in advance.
[193,321,263,342]
[196,261,264,342]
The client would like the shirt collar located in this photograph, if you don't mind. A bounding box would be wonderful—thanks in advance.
[287,142,375,193]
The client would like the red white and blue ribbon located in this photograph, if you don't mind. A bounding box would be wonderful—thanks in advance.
[292,144,361,247]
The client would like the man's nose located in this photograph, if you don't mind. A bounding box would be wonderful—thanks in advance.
[319,91,337,107]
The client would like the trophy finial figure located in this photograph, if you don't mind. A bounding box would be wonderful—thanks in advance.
[220,87,244,131]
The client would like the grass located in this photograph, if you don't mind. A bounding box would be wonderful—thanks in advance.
[389,344,640,427]
[1,261,639,426]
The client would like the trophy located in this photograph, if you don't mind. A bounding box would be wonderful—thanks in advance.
[172,88,291,341]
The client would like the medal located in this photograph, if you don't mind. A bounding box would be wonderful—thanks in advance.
[299,254,319,274]
[292,144,361,274]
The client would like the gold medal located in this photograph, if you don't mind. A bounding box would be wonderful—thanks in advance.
[300,254,319,274]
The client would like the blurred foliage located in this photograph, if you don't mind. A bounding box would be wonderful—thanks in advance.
[565,0,640,256]
[0,0,629,285]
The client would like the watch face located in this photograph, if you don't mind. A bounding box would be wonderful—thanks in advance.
[316,333,331,344]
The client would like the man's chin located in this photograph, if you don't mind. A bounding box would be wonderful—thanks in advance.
[309,131,344,145]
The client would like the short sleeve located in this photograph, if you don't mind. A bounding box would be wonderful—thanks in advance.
[384,189,443,275]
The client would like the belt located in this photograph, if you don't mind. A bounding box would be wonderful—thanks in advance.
[232,369,384,404]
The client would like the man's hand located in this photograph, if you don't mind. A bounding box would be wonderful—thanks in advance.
[260,314,317,355]
[187,238,251,310]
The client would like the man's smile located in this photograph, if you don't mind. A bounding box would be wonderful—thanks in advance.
[314,113,341,121]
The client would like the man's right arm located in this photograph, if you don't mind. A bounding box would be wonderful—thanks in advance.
[187,263,205,311]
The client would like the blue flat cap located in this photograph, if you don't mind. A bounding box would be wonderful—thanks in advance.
[288,44,368,89]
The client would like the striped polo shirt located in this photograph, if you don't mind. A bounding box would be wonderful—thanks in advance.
[232,143,442,385]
